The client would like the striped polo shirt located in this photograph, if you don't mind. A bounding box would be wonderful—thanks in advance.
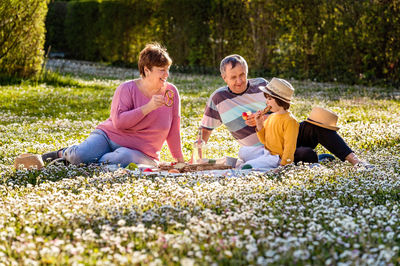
[201,78,268,147]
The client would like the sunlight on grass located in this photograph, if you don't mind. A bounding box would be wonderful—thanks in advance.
[0,65,399,265]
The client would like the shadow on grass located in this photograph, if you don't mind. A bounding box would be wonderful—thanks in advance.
[0,75,25,86]
[0,71,113,90]
[0,94,110,120]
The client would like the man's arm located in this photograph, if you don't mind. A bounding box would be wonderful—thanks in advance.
[199,127,212,143]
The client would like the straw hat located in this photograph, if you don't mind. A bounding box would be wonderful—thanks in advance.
[305,107,340,131]
[14,153,44,170]
[259,77,294,103]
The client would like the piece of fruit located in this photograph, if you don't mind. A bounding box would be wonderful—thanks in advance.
[173,162,186,169]
[143,168,153,172]
[242,111,251,120]
[168,169,180,173]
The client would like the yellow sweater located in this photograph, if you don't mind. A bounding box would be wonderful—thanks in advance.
[256,112,299,166]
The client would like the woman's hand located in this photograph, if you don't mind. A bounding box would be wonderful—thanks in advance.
[149,94,166,109]
[141,94,166,115]
[176,157,185,163]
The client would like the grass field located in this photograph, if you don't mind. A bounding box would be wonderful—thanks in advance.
[0,60,399,265]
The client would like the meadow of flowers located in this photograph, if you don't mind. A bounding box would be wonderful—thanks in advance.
[0,59,399,265]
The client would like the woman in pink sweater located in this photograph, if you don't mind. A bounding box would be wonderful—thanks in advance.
[42,43,184,167]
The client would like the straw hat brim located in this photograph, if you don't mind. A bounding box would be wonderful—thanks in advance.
[305,119,340,131]
[14,153,44,169]
[259,86,292,104]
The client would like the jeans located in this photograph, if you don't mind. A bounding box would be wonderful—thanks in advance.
[295,121,353,163]
[62,129,156,167]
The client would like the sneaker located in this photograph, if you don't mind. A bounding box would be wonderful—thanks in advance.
[241,164,253,170]
[318,153,335,162]
[42,148,64,163]
[354,161,374,170]
[47,158,69,166]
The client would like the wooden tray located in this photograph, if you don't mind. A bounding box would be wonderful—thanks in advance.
[158,163,232,173]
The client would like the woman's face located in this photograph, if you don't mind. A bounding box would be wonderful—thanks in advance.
[144,65,170,88]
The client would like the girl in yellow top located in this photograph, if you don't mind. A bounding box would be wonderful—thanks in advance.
[241,78,299,169]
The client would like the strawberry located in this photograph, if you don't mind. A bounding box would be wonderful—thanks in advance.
[242,111,251,120]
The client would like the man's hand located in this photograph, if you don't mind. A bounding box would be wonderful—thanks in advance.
[245,113,257,127]
[245,112,268,127]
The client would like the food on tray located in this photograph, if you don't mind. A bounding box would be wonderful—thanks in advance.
[173,162,186,169]
[168,169,180,173]
[159,162,232,173]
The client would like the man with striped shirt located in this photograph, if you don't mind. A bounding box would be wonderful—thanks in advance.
[200,54,267,148]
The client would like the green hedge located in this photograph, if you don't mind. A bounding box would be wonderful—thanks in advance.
[0,0,48,78]
[45,1,68,53]
[97,0,154,64]
[46,0,400,85]
[65,1,101,60]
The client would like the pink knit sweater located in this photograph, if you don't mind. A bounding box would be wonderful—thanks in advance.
[96,80,183,160]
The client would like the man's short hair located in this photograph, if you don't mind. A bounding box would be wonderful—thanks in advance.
[220,54,248,76]
[138,42,172,77]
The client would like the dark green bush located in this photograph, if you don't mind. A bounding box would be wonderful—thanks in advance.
[0,0,48,78]
[64,0,101,60]
[156,0,213,66]
[97,0,154,64]
[45,0,400,85]
[45,1,68,53]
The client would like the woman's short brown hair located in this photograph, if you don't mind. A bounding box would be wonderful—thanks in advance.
[138,43,172,77]
[263,93,290,110]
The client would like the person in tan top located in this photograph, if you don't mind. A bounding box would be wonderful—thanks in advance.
[240,78,299,169]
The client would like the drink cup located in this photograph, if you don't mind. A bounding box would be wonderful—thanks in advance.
[225,156,238,167]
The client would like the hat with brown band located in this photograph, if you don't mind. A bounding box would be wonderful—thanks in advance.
[259,77,294,104]
[305,107,340,131]
[14,153,44,170]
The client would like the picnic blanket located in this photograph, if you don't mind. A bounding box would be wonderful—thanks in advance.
[157,162,232,173]
[104,162,273,177]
